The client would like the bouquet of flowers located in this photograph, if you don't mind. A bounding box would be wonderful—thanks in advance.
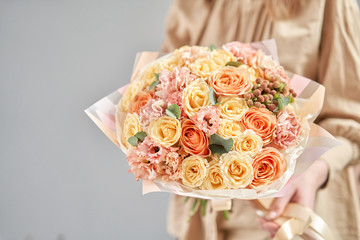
[85,40,337,201]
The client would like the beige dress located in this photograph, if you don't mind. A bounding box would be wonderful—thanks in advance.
[162,0,360,239]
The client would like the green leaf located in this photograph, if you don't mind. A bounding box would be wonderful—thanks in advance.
[279,82,285,92]
[153,72,160,81]
[209,44,216,51]
[282,96,290,106]
[209,134,234,155]
[225,61,243,67]
[134,131,147,142]
[166,104,181,119]
[148,80,159,91]
[275,96,290,111]
[209,87,218,105]
[148,73,160,91]
[127,136,139,147]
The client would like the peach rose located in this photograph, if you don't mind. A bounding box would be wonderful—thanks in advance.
[180,119,210,156]
[181,155,209,188]
[148,116,181,147]
[220,151,254,189]
[139,61,167,87]
[201,164,227,190]
[241,107,277,145]
[208,66,252,95]
[128,90,153,114]
[251,147,286,188]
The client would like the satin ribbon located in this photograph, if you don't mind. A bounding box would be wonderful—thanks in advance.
[256,199,334,240]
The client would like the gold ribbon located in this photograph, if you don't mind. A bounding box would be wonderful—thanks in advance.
[256,199,334,240]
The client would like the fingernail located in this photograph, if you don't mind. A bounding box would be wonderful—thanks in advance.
[266,211,277,220]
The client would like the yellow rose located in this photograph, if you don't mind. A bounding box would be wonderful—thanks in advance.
[181,155,209,188]
[188,58,220,78]
[217,119,243,139]
[182,79,210,117]
[238,64,260,83]
[139,62,166,87]
[148,116,181,147]
[233,129,263,158]
[218,95,248,121]
[210,49,237,66]
[119,80,145,113]
[220,151,254,189]
[206,153,220,166]
[201,164,227,190]
[121,113,141,150]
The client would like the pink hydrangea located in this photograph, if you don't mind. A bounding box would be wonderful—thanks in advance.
[155,67,196,105]
[139,99,167,127]
[126,148,157,181]
[191,106,221,135]
[222,41,257,63]
[274,110,301,149]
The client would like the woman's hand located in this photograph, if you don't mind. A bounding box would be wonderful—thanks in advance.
[258,159,329,238]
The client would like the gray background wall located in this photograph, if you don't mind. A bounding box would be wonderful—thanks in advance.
[0,1,172,240]
[1,1,360,240]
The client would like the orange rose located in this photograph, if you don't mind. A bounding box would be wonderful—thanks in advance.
[208,66,252,95]
[128,90,153,114]
[241,107,277,145]
[251,147,286,187]
[180,119,210,156]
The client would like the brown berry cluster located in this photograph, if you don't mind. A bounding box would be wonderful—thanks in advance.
[244,78,297,112]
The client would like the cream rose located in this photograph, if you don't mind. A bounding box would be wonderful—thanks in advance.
[220,151,254,189]
[206,153,220,166]
[218,95,248,121]
[233,129,263,158]
[217,119,243,139]
[188,58,220,78]
[148,116,181,147]
[182,78,210,117]
[121,113,141,150]
[210,49,237,66]
[139,62,166,87]
[181,155,209,188]
[119,80,145,113]
[201,164,227,190]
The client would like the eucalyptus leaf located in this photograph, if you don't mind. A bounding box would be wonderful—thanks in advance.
[148,73,160,91]
[209,87,218,105]
[225,61,243,67]
[134,131,147,142]
[209,144,227,156]
[127,136,139,147]
[209,44,216,51]
[166,104,181,119]
[209,134,234,155]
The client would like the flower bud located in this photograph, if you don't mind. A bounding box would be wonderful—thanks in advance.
[258,95,265,102]
[247,100,253,106]
[268,104,276,111]
[256,78,262,84]
[264,88,271,94]
[273,81,281,88]
[254,102,261,108]
[253,89,261,97]
[270,90,277,95]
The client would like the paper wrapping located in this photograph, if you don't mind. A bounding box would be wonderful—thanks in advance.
[85,39,339,200]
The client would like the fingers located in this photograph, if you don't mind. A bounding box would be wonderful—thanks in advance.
[258,217,279,238]
[266,193,293,220]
